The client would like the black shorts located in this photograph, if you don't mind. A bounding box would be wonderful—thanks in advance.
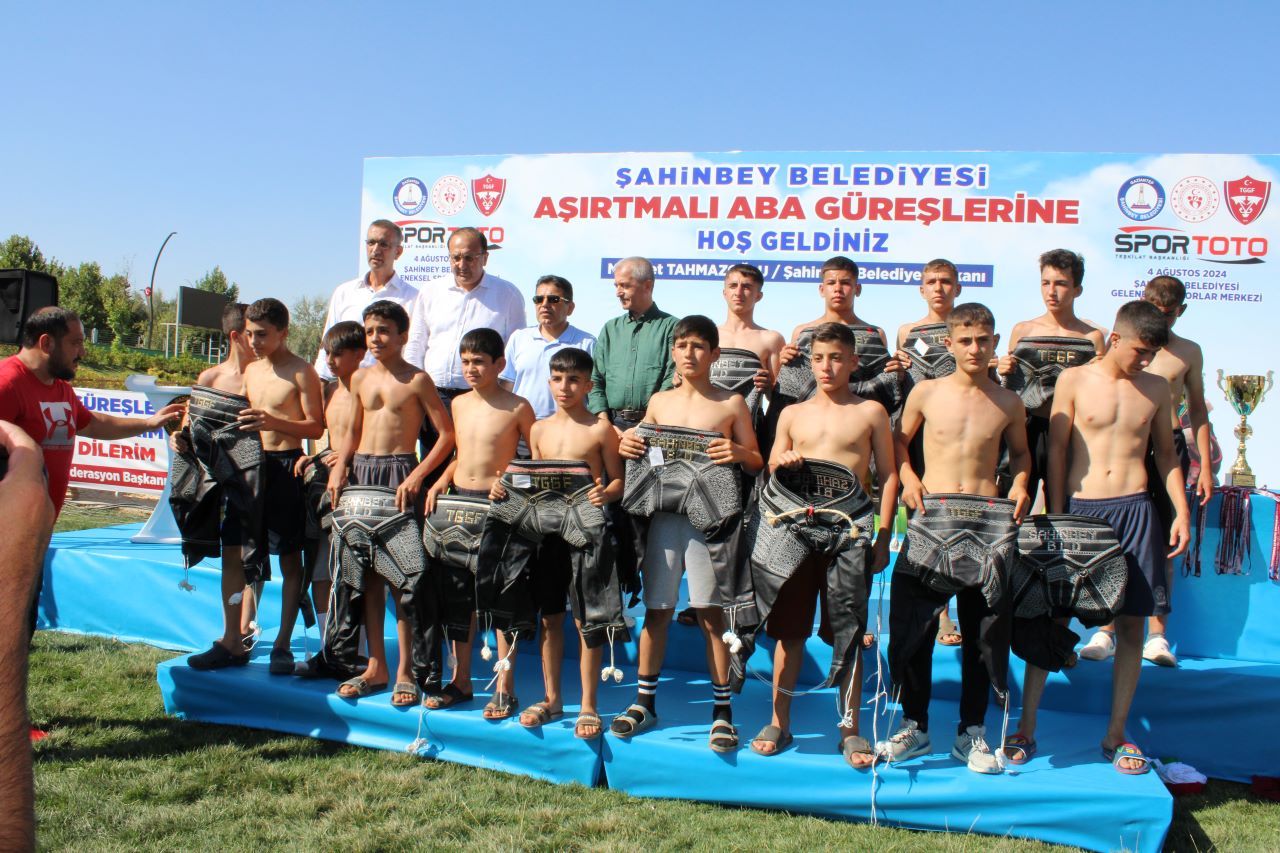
[263,449,306,556]
[765,553,836,644]
[219,492,241,547]
[531,536,572,617]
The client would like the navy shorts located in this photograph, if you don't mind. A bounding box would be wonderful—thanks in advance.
[1069,492,1169,617]
[263,449,306,556]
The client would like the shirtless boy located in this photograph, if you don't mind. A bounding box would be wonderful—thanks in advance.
[894,258,964,647]
[1076,276,1213,667]
[238,298,325,674]
[294,321,365,649]
[611,315,763,752]
[326,301,455,704]
[781,256,890,372]
[1009,300,1189,774]
[749,322,897,767]
[879,303,1031,774]
[997,249,1107,506]
[423,328,534,715]
[490,348,625,739]
[715,263,785,412]
[184,302,263,670]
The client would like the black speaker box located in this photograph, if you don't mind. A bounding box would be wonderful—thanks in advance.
[0,269,59,346]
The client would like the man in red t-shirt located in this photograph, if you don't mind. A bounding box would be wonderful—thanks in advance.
[0,307,183,515]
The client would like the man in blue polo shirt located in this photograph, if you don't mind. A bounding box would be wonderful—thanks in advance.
[501,275,596,424]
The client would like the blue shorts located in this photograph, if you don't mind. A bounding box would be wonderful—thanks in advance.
[1069,492,1169,617]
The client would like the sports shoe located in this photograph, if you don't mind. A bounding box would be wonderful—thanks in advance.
[1079,630,1116,661]
[1143,635,1178,667]
[875,719,931,763]
[953,725,1001,774]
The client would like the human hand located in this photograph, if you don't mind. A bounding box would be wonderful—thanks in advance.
[149,403,185,430]
[996,355,1016,376]
[618,431,646,459]
[237,408,276,432]
[588,477,607,507]
[775,449,804,470]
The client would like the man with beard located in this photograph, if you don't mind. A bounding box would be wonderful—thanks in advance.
[0,306,182,738]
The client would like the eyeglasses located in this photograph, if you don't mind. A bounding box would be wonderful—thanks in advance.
[532,294,566,305]
[450,253,485,264]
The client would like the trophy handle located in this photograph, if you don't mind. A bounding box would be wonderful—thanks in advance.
[1263,370,1275,404]
[1216,369,1227,397]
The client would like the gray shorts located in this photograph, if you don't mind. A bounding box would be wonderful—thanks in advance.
[640,511,722,609]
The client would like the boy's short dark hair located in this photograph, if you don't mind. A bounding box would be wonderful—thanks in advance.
[323,320,367,355]
[810,321,858,350]
[246,298,289,330]
[947,302,996,333]
[22,306,80,348]
[1144,275,1186,308]
[672,314,719,350]
[549,347,594,376]
[725,263,764,287]
[1039,248,1085,288]
[536,275,573,301]
[1115,300,1170,347]
[820,256,859,279]
[368,219,403,243]
[459,327,504,360]
[362,299,410,334]
[922,258,959,282]
[221,303,248,336]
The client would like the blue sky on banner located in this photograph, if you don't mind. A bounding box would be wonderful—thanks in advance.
[3,1,1277,307]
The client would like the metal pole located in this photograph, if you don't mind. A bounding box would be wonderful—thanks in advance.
[147,231,177,350]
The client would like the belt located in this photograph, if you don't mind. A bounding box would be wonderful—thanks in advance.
[612,408,645,425]
[438,387,469,400]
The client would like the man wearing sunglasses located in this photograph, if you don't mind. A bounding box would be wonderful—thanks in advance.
[500,275,596,425]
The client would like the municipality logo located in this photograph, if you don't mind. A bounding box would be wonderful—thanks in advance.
[392,178,427,216]
[1118,176,1165,221]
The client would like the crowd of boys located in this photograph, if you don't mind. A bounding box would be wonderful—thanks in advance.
[178,220,1211,777]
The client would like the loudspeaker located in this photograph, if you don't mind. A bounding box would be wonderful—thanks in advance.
[0,269,59,346]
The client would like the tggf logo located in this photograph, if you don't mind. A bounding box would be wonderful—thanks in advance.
[1224,176,1271,226]
[1117,176,1166,221]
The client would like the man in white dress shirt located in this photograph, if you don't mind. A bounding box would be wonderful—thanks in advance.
[313,220,419,380]
[404,226,526,474]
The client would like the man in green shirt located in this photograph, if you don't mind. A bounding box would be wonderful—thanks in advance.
[589,257,678,432]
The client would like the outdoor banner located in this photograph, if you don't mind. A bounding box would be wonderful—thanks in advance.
[362,151,1278,481]
[69,388,169,495]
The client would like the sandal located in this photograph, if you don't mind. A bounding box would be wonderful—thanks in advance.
[676,607,698,626]
[483,691,519,720]
[610,704,658,738]
[520,701,564,729]
[1002,732,1037,764]
[187,642,249,671]
[268,647,295,675]
[840,734,875,769]
[390,681,420,707]
[423,683,474,709]
[750,724,792,756]
[709,719,739,753]
[575,712,603,740]
[336,676,387,699]
[937,631,963,646]
[1104,742,1151,775]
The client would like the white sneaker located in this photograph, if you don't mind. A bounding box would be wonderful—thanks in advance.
[1079,630,1116,661]
[875,719,931,762]
[952,725,1002,774]
[1143,635,1178,667]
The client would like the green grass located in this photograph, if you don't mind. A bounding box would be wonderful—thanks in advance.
[31,514,1280,851]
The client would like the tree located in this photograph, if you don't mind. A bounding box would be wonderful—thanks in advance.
[288,295,329,363]
[59,262,108,333]
[192,266,240,303]
[0,234,61,276]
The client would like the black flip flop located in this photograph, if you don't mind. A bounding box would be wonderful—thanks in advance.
[423,683,474,709]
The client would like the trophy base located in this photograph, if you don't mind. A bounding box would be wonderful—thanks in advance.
[1227,471,1256,488]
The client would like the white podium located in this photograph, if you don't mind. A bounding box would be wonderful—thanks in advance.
[124,374,191,544]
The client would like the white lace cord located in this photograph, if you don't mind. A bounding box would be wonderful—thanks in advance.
[237,582,263,653]
[995,685,1012,774]
[479,613,494,661]
[178,566,196,592]
[483,629,519,691]
[600,625,623,683]
[720,606,743,655]
[868,569,892,826]
[407,700,433,755]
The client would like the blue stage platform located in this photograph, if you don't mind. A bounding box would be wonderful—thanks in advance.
[39,500,1280,851]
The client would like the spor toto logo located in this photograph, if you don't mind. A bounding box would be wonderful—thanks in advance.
[392,178,427,216]
[1117,175,1166,221]
[1170,176,1219,223]
[431,176,468,216]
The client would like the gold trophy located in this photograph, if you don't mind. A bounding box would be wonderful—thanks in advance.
[1217,369,1274,488]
